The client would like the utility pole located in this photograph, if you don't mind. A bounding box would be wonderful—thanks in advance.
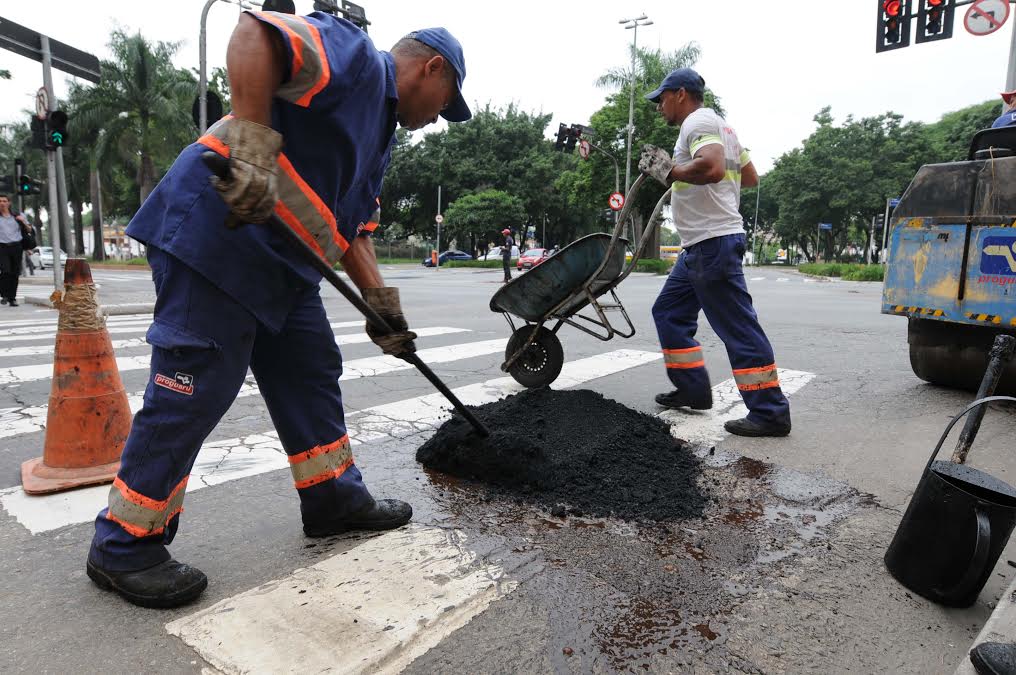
[1007,7,1016,103]
[40,36,64,289]
[619,15,653,194]
[867,215,876,265]
[435,184,442,272]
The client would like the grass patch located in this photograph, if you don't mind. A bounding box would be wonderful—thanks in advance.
[799,263,884,281]
[375,257,421,265]
[634,258,674,275]
[124,257,149,265]
[445,259,505,269]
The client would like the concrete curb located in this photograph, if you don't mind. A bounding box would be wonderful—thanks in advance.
[955,574,1016,673]
[23,296,155,316]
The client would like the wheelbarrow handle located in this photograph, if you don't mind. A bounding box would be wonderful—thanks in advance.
[201,152,490,438]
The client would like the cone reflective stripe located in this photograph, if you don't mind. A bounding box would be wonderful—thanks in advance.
[289,435,353,489]
[20,259,132,495]
[663,346,705,369]
[732,363,780,391]
[106,476,188,538]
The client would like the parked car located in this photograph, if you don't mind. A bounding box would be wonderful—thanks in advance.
[483,245,520,260]
[38,247,67,270]
[421,250,473,267]
[517,248,549,270]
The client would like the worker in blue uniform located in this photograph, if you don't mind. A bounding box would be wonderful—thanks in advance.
[639,68,791,438]
[86,10,472,608]
[991,90,1016,129]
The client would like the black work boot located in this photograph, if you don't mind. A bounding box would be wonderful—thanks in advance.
[971,642,1016,675]
[86,558,208,609]
[304,498,413,538]
[655,389,713,411]
[724,417,791,438]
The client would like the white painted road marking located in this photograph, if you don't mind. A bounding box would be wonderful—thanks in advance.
[0,338,509,441]
[0,349,658,534]
[166,525,518,675]
[659,369,814,446]
[0,325,468,359]
[0,319,364,344]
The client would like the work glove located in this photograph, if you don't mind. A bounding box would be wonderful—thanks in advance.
[639,145,675,187]
[362,287,418,359]
[211,118,284,224]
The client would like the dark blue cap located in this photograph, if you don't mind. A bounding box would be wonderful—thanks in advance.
[645,67,706,103]
[405,28,471,122]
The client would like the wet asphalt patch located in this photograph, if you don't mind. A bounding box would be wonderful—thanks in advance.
[416,388,708,521]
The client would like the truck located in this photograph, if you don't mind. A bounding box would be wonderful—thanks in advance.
[882,126,1016,393]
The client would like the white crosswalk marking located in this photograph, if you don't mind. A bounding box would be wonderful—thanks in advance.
[0,320,363,344]
[0,338,509,441]
[0,326,467,359]
[0,349,659,534]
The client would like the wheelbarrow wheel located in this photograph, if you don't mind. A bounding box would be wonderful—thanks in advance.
[505,325,564,388]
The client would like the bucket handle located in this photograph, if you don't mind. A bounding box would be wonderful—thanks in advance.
[923,396,1016,475]
[934,506,992,603]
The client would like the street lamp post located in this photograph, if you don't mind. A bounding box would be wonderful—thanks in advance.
[619,15,653,194]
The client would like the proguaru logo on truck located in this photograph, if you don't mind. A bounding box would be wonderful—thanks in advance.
[978,237,1016,286]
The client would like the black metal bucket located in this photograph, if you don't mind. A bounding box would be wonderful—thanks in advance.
[885,396,1016,608]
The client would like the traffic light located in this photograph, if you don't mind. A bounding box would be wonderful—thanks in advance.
[915,0,954,43]
[565,125,579,153]
[554,123,569,152]
[876,0,913,53]
[46,110,69,148]
[18,175,41,196]
[30,117,46,150]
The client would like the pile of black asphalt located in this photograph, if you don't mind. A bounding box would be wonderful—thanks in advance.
[417,387,706,521]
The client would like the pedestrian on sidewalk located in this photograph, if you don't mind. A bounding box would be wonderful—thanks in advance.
[22,247,36,277]
[86,11,472,609]
[0,195,29,306]
[501,228,514,282]
[640,68,791,437]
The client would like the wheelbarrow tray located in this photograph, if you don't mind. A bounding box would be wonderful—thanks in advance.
[489,233,628,322]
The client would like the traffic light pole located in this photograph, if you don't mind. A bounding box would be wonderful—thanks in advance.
[1007,6,1016,95]
[40,35,64,289]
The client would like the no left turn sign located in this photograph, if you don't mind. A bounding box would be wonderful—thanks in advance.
[608,192,625,211]
[578,140,591,160]
[965,0,1010,36]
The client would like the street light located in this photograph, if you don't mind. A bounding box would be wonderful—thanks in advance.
[619,14,653,194]
[199,0,264,134]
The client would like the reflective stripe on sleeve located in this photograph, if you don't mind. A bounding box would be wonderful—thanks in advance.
[739,149,751,167]
[289,435,354,489]
[254,12,331,107]
[663,346,705,369]
[732,363,780,391]
[106,476,189,538]
[690,134,723,155]
[276,153,349,262]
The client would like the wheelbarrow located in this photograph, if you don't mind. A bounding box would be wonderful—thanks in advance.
[491,174,668,387]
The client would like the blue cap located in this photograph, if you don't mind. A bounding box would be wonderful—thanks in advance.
[645,67,706,103]
[405,28,471,122]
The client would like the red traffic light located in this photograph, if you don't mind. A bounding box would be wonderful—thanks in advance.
[883,0,901,17]
[928,0,943,5]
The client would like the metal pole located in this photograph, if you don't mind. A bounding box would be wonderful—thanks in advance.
[435,184,441,272]
[867,215,876,265]
[40,36,63,290]
[54,148,72,254]
[881,197,892,262]
[817,223,821,263]
[199,0,217,134]
[1007,10,1016,99]
[624,23,638,194]
[751,181,761,266]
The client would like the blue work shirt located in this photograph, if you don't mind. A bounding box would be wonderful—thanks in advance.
[126,11,396,332]
[992,111,1016,128]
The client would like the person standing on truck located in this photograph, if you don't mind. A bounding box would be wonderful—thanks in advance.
[991,91,1016,129]
[638,68,792,437]
[501,228,514,282]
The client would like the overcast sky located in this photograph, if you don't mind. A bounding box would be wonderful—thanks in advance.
[1,1,1013,172]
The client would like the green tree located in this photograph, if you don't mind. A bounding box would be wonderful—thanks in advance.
[75,30,196,207]
[443,189,526,254]
[925,99,1000,161]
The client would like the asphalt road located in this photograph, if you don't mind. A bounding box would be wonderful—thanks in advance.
[1,263,1014,673]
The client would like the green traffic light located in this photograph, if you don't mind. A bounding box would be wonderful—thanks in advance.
[51,132,64,146]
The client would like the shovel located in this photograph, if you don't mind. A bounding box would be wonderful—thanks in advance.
[202,152,490,438]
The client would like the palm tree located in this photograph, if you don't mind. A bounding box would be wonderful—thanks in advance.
[596,43,724,116]
[75,30,196,206]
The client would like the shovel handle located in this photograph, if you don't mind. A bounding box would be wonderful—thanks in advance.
[201,152,490,437]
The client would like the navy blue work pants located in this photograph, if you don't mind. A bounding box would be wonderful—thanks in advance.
[652,234,790,426]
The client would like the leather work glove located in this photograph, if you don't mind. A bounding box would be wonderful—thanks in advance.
[639,144,675,187]
[362,287,418,359]
[211,118,284,224]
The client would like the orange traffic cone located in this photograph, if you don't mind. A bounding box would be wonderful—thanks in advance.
[21,259,132,495]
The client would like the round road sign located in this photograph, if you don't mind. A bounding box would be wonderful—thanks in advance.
[578,140,591,160]
[965,0,1010,36]
[608,192,625,211]
[35,88,49,119]
[435,214,444,224]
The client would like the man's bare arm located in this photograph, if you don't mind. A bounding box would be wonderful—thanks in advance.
[226,14,286,126]
[741,161,759,188]
[341,236,385,291]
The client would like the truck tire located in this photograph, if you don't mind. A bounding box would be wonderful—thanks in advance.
[908,318,1016,394]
